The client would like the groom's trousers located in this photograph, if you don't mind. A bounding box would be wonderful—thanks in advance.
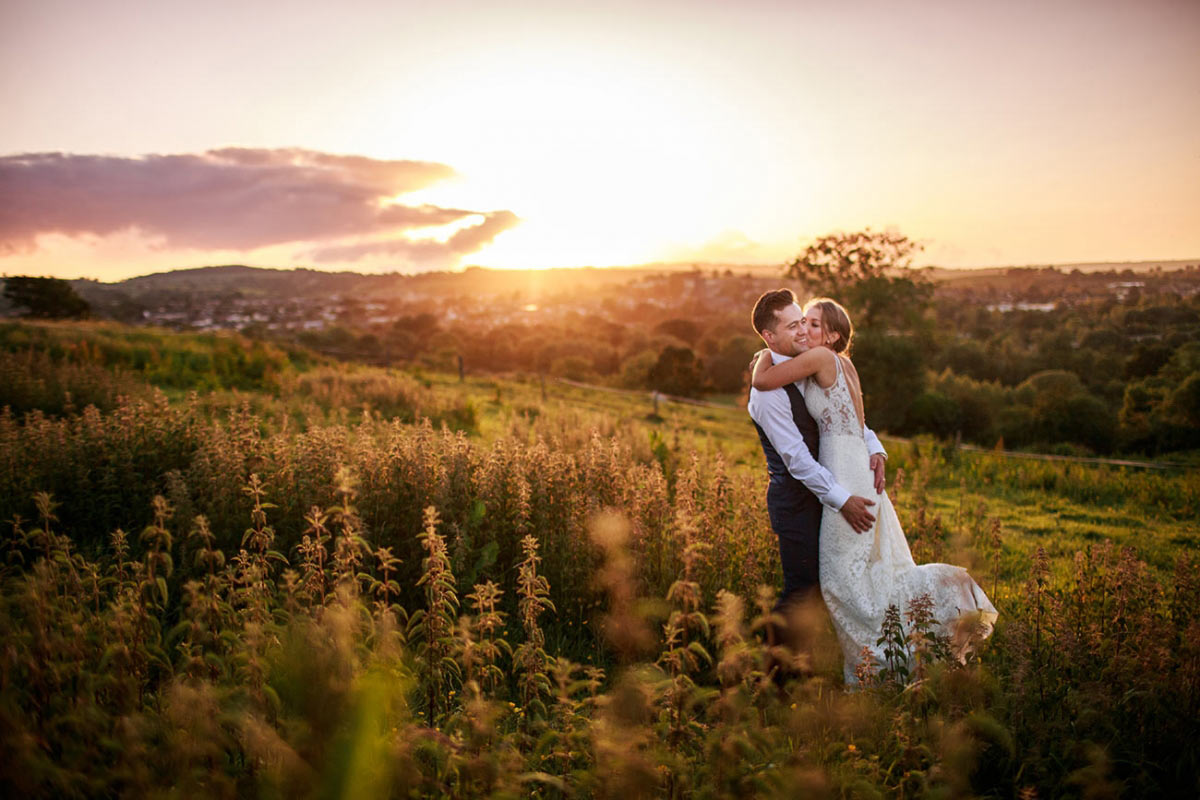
[753,409,824,673]
[751,380,824,612]
[750,383,829,679]
[766,474,823,607]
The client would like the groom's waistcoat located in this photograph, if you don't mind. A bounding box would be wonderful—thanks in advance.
[754,383,820,480]
[753,382,822,523]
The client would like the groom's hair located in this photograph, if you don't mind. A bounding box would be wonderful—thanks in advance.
[752,289,797,338]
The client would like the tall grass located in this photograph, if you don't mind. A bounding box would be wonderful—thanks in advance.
[3,471,1196,797]
[0,320,307,394]
[883,437,1200,522]
[0,348,148,416]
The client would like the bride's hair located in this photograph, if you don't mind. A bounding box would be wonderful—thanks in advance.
[804,297,854,356]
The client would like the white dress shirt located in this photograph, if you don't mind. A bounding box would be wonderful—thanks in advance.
[747,350,886,511]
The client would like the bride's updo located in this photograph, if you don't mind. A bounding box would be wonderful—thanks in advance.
[804,297,854,356]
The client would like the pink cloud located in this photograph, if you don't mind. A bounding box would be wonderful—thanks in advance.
[0,148,518,266]
[305,210,520,266]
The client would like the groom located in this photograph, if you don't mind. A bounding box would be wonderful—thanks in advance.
[747,289,887,648]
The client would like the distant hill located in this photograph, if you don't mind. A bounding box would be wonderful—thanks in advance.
[98,265,386,297]
[80,257,1200,293]
[919,258,1199,281]
[63,258,1200,320]
[70,263,729,304]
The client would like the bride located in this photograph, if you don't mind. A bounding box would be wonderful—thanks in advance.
[751,297,998,684]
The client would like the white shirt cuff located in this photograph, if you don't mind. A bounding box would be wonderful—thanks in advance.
[823,485,851,511]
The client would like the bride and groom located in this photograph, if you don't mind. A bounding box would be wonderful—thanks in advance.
[747,289,997,684]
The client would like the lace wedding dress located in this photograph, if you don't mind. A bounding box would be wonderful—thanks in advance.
[809,356,998,684]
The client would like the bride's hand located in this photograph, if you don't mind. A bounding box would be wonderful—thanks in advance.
[747,348,767,374]
[869,453,886,494]
[748,348,774,383]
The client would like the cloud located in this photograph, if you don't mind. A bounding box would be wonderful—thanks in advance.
[0,148,518,266]
[306,210,520,266]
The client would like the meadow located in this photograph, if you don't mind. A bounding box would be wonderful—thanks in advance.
[1,321,1198,798]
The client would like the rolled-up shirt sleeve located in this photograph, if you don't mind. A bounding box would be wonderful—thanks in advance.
[749,387,850,510]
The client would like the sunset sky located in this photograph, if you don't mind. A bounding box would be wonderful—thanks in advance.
[1,0,1198,281]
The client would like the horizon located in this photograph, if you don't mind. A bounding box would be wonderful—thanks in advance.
[23,256,1194,288]
[2,0,1198,281]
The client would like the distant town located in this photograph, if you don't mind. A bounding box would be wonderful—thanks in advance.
[9,260,1192,334]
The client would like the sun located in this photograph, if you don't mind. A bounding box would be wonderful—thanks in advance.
[355,44,782,268]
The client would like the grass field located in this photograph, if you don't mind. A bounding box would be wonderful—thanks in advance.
[437,369,1199,579]
[2,320,1198,798]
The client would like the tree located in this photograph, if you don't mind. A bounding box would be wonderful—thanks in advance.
[851,331,926,433]
[618,349,658,390]
[706,335,761,393]
[784,229,931,330]
[3,276,91,319]
[926,370,1004,444]
[787,229,918,286]
[937,339,994,382]
[1169,372,1200,428]
[651,346,707,397]
[1015,370,1114,453]
[653,318,702,344]
[550,355,595,383]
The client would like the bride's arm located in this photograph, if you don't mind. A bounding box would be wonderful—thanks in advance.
[863,424,886,458]
[863,422,887,494]
[750,348,831,390]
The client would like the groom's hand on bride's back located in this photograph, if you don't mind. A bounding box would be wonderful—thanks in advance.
[841,496,876,533]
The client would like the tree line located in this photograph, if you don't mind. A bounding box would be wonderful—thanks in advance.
[286,234,1200,457]
[6,237,1199,456]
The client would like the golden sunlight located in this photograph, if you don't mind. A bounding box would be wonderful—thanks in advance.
[359,45,791,267]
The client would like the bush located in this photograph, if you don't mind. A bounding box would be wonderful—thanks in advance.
[905,391,962,439]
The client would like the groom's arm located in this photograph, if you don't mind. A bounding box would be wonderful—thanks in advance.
[750,388,850,510]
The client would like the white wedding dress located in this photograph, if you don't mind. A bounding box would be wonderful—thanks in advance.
[808,357,998,684]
